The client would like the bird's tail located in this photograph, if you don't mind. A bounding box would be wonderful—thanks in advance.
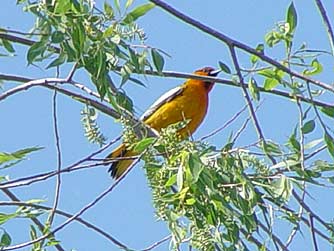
[106,144,135,179]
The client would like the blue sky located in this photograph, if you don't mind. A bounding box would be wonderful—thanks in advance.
[0,0,334,250]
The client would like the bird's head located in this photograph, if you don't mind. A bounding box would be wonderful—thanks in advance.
[194,66,221,92]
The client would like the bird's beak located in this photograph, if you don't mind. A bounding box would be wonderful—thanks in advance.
[209,69,222,77]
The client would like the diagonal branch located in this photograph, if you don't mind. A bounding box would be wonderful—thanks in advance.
[0,150,146,251]
[148,0,334,93]
[0,201,128,249]
[1,188,65,251]
[314,0,334,54]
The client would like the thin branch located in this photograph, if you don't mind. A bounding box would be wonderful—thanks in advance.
[0,201,128,249]
[141,235,171,251]
[292,190,332,233]
[0,188,65,251]
[201,104,248,141]
[286,99,306,247]
[0,32,60,53]
[0,77,122,119]
[231,101,263,144]
[66,63,78,82]
[309,214,319,251]
[1,70,333,110]
[148,0,334,93]
[0,137,122,189]
[239,228,271,251]
[229,46,276,165]
[0,151,145,250]
[314,0,334,54]
[259,221,288,251]
[265,197,333,243]
[47,88,62,226]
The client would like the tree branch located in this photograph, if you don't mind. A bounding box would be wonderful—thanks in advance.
[314,0,334,54]
[0,201,128,249]
[148,0,334,93]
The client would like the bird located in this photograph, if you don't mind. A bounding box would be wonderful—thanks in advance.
[107,66,221,179]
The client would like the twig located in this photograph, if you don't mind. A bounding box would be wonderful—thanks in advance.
[286,99,306,247]
[0,32,60,53]
[148,0,334,93]
[292,190,332,233]
[1,71,333,110]
[201,104,248,141]
[0,188,65,251]
[231,97,264,145]
[265,196,333,243]
[0,77,122,119]
[309,214,319,251]
[257,221,289,251]
[47,87,62,226]
[229,46,276,165]
[141,235,171,251]
[0,151,145,250]
[314,0,334,54]
[0,201,128,249]
[0,136,122,189]
[66,63,78,82]
[239,228,273,251]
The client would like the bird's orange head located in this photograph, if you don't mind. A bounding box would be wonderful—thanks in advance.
[193,66,221,92]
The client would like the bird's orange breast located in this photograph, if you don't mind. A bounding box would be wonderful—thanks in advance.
[143,79,209,138]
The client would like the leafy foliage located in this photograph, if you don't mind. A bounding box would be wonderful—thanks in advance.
[137,119,334,250]
[16,0,161,99]
[0,0,334,251]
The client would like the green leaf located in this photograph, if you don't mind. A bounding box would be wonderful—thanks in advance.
[133,137,155,152]
[304,138,323,149]
[129,48,140,71]
[320,106,334,118]
[303,59,323,76]
[1,39,15,53]
[264,78,279,90]
[286,2,298,33]
[188,153,203,183]
[54,0,72,14]
[271,175,292,201]
[71,22,85,55]
[104,1,114,18]
[302,120,315,134]
[114,0,120,13]
[115,91,133,112]
[265,31,283,47]
[46,53,67,69]
[324,133,334,158]
[0,213,17,225]
[0,146,43,165]
[263,141,282,154]
[251,43,264,64]
[288,131,300,151]
[27,40,47,64]
[165,174,177,187]
[125,0,134,9]
[0,231,11,247]
[185,198,196,205]
[218,61,231,74]
[151,49,164,72]
[123,3,155,24]
[249,77,260,101]
[51,31,65,43]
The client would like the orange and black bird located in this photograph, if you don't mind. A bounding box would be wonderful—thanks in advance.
[107,67,220,179]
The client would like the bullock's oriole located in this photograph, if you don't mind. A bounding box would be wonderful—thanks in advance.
[107,67,220,178]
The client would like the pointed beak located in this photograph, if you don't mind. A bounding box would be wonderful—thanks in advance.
[209,69,221,77]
